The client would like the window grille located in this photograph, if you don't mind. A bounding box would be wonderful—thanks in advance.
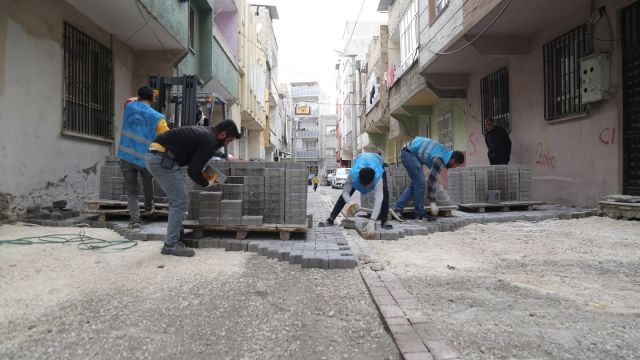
[543,25,589,120]
[480,66,510,133]
[63,22,113,140]
[437,111,453,149]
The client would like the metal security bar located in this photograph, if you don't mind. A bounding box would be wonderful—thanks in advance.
[622,1,640,195]
[63,22,113,140]
[543,25,589,121]
[480,66,510,133]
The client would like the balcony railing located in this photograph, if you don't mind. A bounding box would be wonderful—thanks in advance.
[296,130,319,138]
[295,150,320,158]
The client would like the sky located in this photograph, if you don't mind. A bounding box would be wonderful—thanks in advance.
[261,0,387,104]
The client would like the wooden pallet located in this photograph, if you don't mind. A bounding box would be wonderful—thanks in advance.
[182,220,308,240]
[458,201,544,213]
[84,199,168,221]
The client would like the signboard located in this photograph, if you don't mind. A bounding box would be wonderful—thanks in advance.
[295,103,311,115]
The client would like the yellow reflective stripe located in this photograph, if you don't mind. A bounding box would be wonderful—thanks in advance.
[119,145,145,160]
[122,130,152,145]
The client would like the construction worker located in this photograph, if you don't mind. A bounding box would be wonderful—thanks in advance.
[320,152,392,239]
[311,174,320,191]
[145,120,241,257]
[117,86,170,229]
[391,137,464,222]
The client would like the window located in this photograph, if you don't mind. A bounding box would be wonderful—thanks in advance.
[399,1,419,73]
[543,25,589,120]
[303,140,318,151]
[325,148,336,157]
[435,0,450,17]
[480,67,510,133]
[326,126,336,135]
[63,22,113,140]
[189,6,195,50]
[438,111,453,149]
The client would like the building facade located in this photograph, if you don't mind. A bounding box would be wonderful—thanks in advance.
[418,0,638,206]
[319,115,339,184]
[290,82,321,175]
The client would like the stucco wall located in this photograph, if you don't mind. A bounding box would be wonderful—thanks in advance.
[429,98,467,152]
[0,0,133,219]
[463,9,625,207]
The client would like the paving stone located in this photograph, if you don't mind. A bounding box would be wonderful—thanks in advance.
[224,239,249,251]
[124,230,148,241]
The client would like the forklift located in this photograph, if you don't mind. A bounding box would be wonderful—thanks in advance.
[148,74,227,127]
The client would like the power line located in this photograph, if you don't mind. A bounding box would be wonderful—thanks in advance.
[344,0,367,51]
[133,0,172,60]
[421,0,513,55]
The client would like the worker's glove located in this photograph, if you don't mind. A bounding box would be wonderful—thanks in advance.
[362,219,376,240]
[429,201,439,217]
[206,173,219,187]
[345,201,360,217]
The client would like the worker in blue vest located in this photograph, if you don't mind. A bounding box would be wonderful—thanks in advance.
[117,86,170,229]
[320,152,391,239]
[391,137,464,222]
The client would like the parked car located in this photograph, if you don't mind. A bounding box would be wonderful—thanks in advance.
[331,168,351,189]
[326,173,335,186]
[307,174,314,185]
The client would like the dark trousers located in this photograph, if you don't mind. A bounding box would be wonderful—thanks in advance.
[120,159,154,220]
[313,184,318,191]
[329,171,389,223]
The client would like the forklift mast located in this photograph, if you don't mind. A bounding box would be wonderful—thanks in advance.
[148,74,227,127]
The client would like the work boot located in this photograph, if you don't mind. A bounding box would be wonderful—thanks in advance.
[416,215,437,222]
[318,217,335,227]
[128,218,142,229]
[161,241,195,257]
[381,222,393,230]
[390,208,405,222]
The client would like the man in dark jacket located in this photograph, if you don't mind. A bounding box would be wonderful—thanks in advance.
[145,120,241,257]
[484,118,511,165]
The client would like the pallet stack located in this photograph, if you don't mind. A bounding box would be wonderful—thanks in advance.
[448,165,532,204]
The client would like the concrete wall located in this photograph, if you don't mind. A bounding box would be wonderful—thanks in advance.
[462,3,629,207]
[140,0,190,47]
[429,98,467,152]
[0,0,134,219]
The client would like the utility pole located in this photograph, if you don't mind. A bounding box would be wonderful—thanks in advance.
[350,55,357,163]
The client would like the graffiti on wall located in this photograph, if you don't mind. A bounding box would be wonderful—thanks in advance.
[535,142,557,168]
[469,132,477,156]
[599,127,616,145]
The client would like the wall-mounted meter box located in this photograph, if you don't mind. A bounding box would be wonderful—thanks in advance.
[580,52,610,104]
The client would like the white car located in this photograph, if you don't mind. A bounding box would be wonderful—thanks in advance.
[326,173,335,186]
[331,168,351,189]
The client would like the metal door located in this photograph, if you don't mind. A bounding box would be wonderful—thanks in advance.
[623,1,640,195]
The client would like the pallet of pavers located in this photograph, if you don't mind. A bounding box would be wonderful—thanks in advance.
[83,199,168,221]
[457,201,544,213]
[182,161,309,241]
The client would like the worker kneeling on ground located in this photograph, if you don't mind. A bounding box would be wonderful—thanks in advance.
[391,137,464,222]
[320,152,391,239]
[145,120,241,257]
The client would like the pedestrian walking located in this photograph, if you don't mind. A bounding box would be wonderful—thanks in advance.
[320,153,392,239]
[117,86,170,229]
[391,137,464,222]
[484,117,511,165]
[312,174,320,191]
[145,119,241,257]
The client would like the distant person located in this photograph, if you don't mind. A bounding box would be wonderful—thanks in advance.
[320,153,392,239]
[145,120,241,257]
[312,174,320,191]
[117,86,170,229]
[196,109,210,126]
[391,137,464,222]
[484,117,511,165]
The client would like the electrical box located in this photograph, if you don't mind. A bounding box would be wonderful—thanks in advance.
[580,52,609,104]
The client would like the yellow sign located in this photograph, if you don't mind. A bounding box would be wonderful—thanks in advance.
[295,104,311,115]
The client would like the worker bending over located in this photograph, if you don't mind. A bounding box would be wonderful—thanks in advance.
[145,120,241,257]
[321,153,391,239]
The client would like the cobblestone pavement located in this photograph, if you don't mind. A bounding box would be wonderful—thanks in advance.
[0,224,401,359]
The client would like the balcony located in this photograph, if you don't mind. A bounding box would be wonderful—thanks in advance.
[295,150,320,159]
[296,130,319,139]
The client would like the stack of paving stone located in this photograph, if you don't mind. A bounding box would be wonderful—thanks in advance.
[448,165,532,204]
[185,161,307,227]
[98,155,191,204]
[284,162,308,225]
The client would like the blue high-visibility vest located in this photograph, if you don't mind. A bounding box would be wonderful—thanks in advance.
[350,153,384,194]
[409,137,453,167]
[117,101,164,167]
